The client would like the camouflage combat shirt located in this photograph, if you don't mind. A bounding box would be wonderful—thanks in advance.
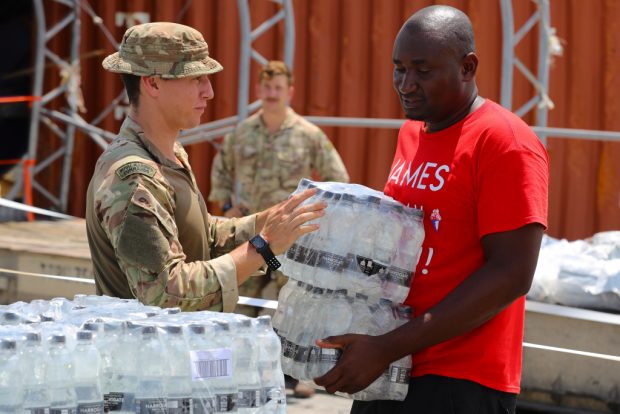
[85,117,256,312]
[209,108,350,213]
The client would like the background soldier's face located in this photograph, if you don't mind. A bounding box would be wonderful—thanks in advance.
[256,74,293,112]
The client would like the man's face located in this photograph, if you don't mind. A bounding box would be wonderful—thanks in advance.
[156,75,214,130]
[256,74,292,113]
[392,29,465,123]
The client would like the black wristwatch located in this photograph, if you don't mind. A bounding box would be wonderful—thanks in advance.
[222,201,233,213]
[249,234,281,271]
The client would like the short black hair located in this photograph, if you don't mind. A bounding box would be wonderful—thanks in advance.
[121,73,141,107]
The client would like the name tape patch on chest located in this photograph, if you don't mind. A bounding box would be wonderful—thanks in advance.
[116,162,157,180]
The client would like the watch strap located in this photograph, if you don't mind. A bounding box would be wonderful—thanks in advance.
[250,235,281,271]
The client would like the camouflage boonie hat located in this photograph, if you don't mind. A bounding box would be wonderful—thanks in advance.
[102,22,223,78]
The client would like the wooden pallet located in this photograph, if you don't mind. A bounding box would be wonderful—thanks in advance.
[0,219,95,303]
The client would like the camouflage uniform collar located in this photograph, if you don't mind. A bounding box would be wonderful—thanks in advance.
[255,107,298,133]
[119,116,190,169]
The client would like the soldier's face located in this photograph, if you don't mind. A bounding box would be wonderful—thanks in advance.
[256,74,293,113]
[157,75,214,129]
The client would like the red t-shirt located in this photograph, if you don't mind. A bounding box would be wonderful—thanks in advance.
[383,99,549,393]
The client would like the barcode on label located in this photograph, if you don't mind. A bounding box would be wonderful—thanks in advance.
[195,359,230,378]
[190,348,233,380]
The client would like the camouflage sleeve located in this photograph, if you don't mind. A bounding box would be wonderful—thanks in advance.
[99,173,238,312]
[312,129,350,183]
[208,131,235,202]
[207,214,257,258]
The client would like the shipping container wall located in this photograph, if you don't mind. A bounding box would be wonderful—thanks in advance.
[41,0,620,240]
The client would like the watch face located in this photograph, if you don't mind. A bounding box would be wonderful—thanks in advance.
[251,235,267,249]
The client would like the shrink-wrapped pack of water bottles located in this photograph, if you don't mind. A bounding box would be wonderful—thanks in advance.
[274,179,425,401]
[0,295,285,413]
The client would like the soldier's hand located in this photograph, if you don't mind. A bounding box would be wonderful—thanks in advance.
[260,188,326,255]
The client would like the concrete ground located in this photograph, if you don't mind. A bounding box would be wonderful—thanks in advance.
[285,388,353,414]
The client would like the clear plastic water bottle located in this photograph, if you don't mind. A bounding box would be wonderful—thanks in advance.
[134,326,167,413]
[323,289,353,337]
[376,201,403,264]
[271,279,296,335]
[312,192,349,291]
[349,293,372,334]
[188,322,237,413]
[383,357,411,400]
[102,321,136,413]
[0,339,24,413]
[47,334,78,414]
[74,330,104,413]
[163,325,192,413]
[327,193,355,257]
[385,210,424,303]
[187,324,216,414]
[277,281,308,375]
[21,332,51,413]
[253,316,286,413]
[273,280,304,337]
[368,299,396,335]
[308,289,350,379]
[233,318,262,413]
[208,320,239,413]
[289,287,325,380]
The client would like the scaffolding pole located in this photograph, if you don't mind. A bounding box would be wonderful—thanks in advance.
[22,0,81,213]
[499,0,553,145]
[236,0,295,121]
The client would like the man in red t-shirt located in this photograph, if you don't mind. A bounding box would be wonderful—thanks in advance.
[315,5,549,414]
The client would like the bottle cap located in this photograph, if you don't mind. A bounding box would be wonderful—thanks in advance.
[51,334,66,344]
[0,339,16,350]
[189,324,205,334]
[257,315,272,327]
[237,318,252,328]
[141,325,157,336]
[77,330,93,341]
[26,332,41,342]
[214,320,230,331]
[82,322,100,332]
[165,325,182,335]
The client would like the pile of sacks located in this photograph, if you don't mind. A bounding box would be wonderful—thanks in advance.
[528,231,620,312]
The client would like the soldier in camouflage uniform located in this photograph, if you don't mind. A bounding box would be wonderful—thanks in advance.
[209,61,349,316]
[85,22,326,313]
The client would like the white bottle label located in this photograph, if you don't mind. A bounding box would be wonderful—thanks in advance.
[190,348,233,380]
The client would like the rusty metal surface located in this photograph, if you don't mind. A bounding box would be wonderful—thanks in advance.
[39,0,620,239]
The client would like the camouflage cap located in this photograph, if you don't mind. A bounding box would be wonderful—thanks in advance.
[102,22,223,78]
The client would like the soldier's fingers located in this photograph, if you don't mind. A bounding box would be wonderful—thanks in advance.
[285,188,318,211]
[297,223,320,236]
[293,200,327,215]
[291,210,324,228]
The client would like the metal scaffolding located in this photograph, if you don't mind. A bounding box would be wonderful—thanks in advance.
[4,0,295,213]
[5,0,82,213]
[6,0,620,213]
[500,0,555,145]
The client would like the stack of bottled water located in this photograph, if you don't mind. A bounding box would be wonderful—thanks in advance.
[274,179,425,401]
[0,295,286,413]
